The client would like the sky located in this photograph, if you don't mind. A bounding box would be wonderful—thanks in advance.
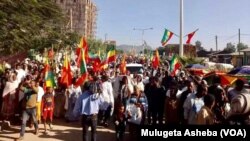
[93,0,250,50]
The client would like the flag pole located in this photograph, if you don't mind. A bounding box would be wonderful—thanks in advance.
[179,0,184,57]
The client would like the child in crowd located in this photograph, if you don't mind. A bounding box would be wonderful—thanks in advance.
[114,104,129,141]
[41,87,54,134]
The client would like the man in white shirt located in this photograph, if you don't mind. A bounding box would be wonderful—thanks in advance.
[228,79,249,102]
[36,82,44,123]
[183,84,207,124]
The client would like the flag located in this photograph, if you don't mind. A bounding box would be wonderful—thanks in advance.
[90,52,102,72]
[48,48,54,59]
[161,29,174,47]
[152,49,160,69]
[76,37,89,64]
[106,44,116,63]
[149,51,154,61]
[120,54,127,74]
[74,48,88,87]
[60,53,72,87]
[92,59,101,73]
[170,55,182,76]
[186,30,198,44]
[100,60,108,71]
[88,52,101,63]
[44,58,56,88]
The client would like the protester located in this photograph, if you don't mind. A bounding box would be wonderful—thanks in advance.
[18,80,39,140]
[196,94,216,125]
[151,77,165,125]
[114,104,129,141]
[99,75,114,127]
[165,81,179,124]
[73,80,103,141]
[183,84,207,124]
[41,87,54,134]
[36,81,44,124]
[228,79,248,102]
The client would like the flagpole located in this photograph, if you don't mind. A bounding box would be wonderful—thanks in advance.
[179,0,184,57]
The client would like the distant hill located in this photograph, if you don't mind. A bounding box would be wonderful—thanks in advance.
[116,44,152,53]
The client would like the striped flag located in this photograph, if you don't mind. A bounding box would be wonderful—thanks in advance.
[119,54,127,74]
[44,58,56,88]
[106,44,116,63]
[170,55,182,76]
[74,48,88,87]
[161,29,174,47]
[60,53,72,87]
[152,49,160,69]
[76,37,89,64]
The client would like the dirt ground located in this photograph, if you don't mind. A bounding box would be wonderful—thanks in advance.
[0,119,129,141]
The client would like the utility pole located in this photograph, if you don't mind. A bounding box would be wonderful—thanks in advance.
[70,8,73,32]
[133,27,153,56]
[105,33,108,42]
[238,28,241,65]
[238,28,241,45]
[179,0,184,57]
[215,35,218,51]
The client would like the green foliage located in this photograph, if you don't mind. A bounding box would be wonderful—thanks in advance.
[223,42,236,53]
[178,56,205,67]
[87,38,106,54]
[195,40,204,51]
[237,43,248,51]
[0,0,68,54]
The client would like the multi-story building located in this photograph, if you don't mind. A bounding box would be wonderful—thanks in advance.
[55,0,97,38]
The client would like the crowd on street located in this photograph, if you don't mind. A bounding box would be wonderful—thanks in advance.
[0,51,250,141]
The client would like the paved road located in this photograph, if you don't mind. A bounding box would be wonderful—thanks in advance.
[0,119,129,141]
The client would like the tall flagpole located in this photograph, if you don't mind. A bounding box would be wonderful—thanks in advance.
[179,0,184,57]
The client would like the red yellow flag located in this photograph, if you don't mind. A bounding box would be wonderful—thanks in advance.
[76,37,89,64]
[60,53,72,87]
[152,49,160,69]
[74,48,88,87]
[120,54,127,74]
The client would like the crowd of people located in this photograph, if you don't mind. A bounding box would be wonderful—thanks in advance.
[0,54,250,141]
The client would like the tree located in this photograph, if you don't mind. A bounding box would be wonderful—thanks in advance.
[237,43,248,51]
[0,0,65,54]
[195,40,204,51]
[223,42,236,53]
[157,47,165,56]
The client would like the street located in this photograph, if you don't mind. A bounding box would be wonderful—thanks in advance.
[0,119,129,141]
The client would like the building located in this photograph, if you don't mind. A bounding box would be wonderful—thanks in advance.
[208,50,243,67]
[163,44,196,57]
[55,0,97,38]
[241,48,250,66]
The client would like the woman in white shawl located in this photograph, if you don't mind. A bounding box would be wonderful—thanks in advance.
[99,75,114,126]
[1,72,19,129]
